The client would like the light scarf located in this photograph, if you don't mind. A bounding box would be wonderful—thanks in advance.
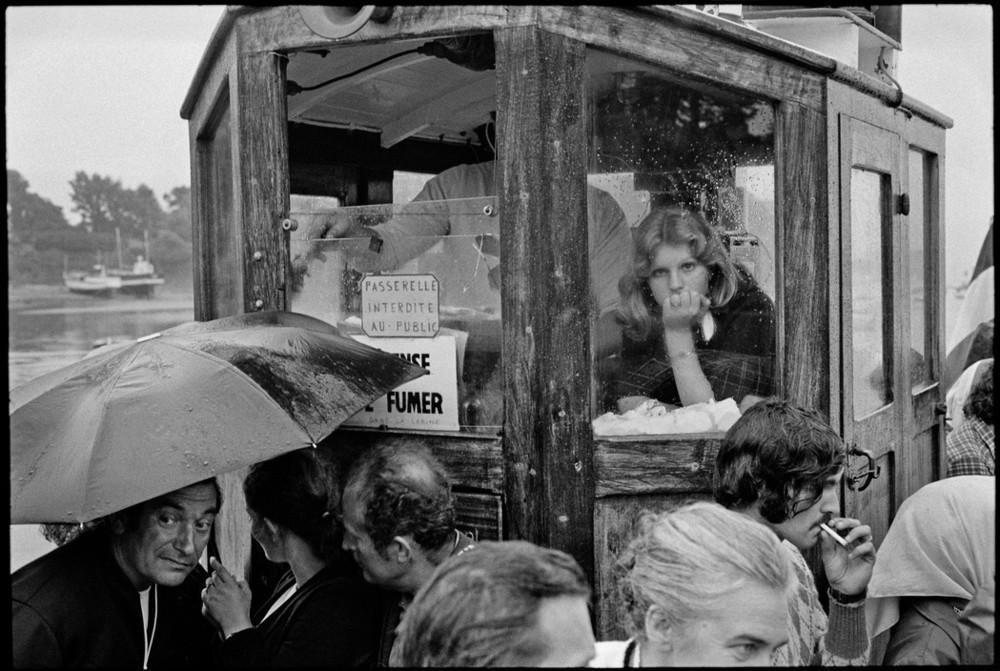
[865,475,995,640]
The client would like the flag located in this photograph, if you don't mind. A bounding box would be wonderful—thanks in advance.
[944,218,994,390]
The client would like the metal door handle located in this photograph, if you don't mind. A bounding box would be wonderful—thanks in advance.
[846,443,881,492]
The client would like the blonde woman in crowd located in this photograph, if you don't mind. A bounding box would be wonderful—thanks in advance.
[592,501,793,667]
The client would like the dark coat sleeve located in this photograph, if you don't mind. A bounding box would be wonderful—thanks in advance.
[12,599,64,668]
[217,571,380,668]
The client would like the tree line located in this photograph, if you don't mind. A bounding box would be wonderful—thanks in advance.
[7,169,193,288]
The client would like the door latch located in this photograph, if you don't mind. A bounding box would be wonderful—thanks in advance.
[846,443,881,492]
[897,193,910,216]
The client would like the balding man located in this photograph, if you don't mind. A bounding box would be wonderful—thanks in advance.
[340,443,475,666]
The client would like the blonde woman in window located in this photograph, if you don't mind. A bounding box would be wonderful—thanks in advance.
[613,205,775,413]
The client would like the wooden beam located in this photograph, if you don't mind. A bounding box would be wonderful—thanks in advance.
[235,50,290,313]
[327,430,505,494]
[239,5,533,54]
[593,438,720,497]
[496,26,595,576]
[212,49,290,579]
[777,101,830,415]
[538,5,825,111]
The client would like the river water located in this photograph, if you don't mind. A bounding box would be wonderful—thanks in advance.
[7,285,972,572]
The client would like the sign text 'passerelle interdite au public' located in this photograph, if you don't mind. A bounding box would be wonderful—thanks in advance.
[361,274,439,337]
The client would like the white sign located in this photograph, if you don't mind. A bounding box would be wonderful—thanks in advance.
[344,334,460,431]
[361,274,440,337]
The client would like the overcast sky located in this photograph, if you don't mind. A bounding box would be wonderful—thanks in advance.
[5,5,994,285]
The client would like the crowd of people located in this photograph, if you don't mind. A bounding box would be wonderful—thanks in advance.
[13,398,994,668]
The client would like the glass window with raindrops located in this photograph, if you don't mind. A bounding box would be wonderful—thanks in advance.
[586,49,778,438]
[284,33,503,436]
[288,178,501,436]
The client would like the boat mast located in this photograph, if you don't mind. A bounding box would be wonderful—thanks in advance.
[115,227,124,269]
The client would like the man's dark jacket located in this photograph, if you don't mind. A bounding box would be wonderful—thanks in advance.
[12,528,215,668]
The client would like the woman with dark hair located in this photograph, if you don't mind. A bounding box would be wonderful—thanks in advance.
[201,448,380,668]
[613,205,775,412]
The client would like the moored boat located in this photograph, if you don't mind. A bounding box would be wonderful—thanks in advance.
[63,265,122,297]
[63,228,166,297]
[107,256,166,297]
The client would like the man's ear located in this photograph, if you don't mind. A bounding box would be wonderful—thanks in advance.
[644,605,674,650]
[391,536,414,564]
[110,514,127,535]
[263,518,283,542]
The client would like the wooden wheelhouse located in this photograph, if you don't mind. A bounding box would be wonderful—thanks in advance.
[181,5,951,640]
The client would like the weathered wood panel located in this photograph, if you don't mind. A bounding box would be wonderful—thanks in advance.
[538,5,825,111]
[496,26,595,575]
[904,118,947,488]
[835,113,904,550]
[594,437,720,498]
[634,5,834,72]
[235,50,290,313]
[239,5,531,54]
[594,492,714,640]
[187,29,237,139]
[192,93,238,323]
[325,430,505,495]
[778,101,831,417]
[901,427,938,503]
[208,49,292,579]
[189,34,238,323]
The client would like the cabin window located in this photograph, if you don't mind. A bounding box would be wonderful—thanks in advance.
[850,168,894,416]
[586,49,777,437]
[284,35,501,435]
[907,148,933,385]
[196,95,241,318]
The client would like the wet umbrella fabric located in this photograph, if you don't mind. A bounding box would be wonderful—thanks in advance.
[9,311,426,524]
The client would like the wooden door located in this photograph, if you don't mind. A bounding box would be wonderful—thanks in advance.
[838,117,904,547]
[899,131,947,501]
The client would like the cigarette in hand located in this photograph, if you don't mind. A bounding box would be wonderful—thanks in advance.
[820,522,849,548]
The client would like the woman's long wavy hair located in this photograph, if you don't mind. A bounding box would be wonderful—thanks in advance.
[617,205,739,342]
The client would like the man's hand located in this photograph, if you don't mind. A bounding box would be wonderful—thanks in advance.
[821,517,875,597]
[289,212,366,292]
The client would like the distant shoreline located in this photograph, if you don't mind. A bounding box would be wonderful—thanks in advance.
[8,282,195,315]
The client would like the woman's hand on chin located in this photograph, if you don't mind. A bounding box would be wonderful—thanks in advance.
[660,290,710,331]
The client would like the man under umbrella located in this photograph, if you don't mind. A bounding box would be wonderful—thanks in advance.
[9,310,427,668]
[12,478,221,668]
